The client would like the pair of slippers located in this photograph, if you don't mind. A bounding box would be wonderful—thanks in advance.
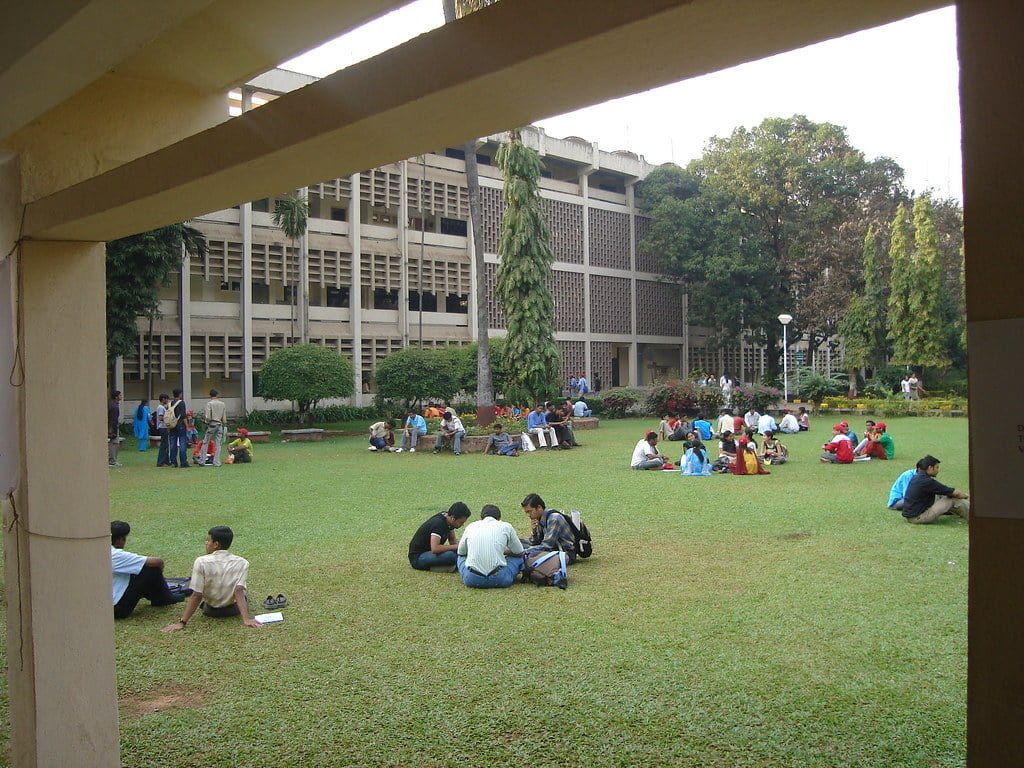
[262,594,289,610]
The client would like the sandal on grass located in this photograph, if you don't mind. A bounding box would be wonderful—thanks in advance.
[262,595,278,611]
[275,594,289,608]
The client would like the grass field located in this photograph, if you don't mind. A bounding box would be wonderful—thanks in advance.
[2,417,969,767]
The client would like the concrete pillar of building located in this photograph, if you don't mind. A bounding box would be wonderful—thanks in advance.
[5,239,119,768]
[299,187,310,344]
[958,3,1024,766]
[399,160,410,348]
[580,170,593,382]
[626,181,639,387]
[349,173,364,406]
[179,242,192,402]
[240,202,254,413]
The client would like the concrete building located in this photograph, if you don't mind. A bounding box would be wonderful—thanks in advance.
[2,1,1021,766]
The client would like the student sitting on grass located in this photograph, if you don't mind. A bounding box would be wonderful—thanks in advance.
[227,429,254,463]
[821,424,854,464]
[408,502,470,571]
[111,521,184,619]
[162,526,260,632]
[681,442,712,476]
[887,467,917,511]
[901,454,970,524]
[854,421,894,460]
[692,415,713,441]
[483,423,520,456]
[368,419,395,452]
[759,431,788,465]
[733,436,770,475]
[456,505,525,589]
[631,431,668,470]
[798,406,810,431]
[520,494,577,564]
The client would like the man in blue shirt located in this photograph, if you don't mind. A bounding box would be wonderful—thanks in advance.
[887,467,917,510]
[692,415,713,441]
[111,521,182,619]
[398,410,428,452]
[526,404,558,449]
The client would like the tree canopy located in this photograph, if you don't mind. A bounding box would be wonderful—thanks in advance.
[257,344,354,422]
[373,347,462,408]
[105,224,206,361]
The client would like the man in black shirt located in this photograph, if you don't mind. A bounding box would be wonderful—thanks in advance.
[902,455,970,524]
[408,502,470,570]
[108,390,122,467]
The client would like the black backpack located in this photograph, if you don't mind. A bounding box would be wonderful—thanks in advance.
[561,509,593,559]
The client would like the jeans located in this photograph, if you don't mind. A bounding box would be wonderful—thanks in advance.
[457,555,524,588]
[108,437,119,465]
[434,429,466,453]
[157,430,170,465]
[410,550,457,570]
[633,458,665,470]
[199,423,225,466]
[401,430,426,450]
[369,436,387,449]
[169,429,189,467]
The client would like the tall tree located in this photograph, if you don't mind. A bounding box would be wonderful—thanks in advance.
[494,130,560,402]
[886,204,914,365]
[105,224,207,386]
[273,191,309,343]
[904,195,951,368]
[442,0,497,424]
[839,225,885,394]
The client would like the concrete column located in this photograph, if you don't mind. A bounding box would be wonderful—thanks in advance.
[626,181,639,387]
[399,160,410,348]
[299,186,309,344]
[959,4,1024,766]
[5,240,119,767]
[349,173,364,406]
[580,170,592,382]
[240,202,254,413]
[179,244,192,403]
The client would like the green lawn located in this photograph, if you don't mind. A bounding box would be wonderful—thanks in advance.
[3,417,968,767]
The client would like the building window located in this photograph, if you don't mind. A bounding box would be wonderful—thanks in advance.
[409,291,438,312]
[373,288,399,310]
[445,293,469,314]
[251,282,270,304]
[220,281,241,292]
[440,217,467,237]
[252,198,270,213]
[330,207,347,222]
[281,286,296,305]
[326,287,350,308]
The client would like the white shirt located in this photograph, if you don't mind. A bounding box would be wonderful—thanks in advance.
[717,414,733,435]
[190,549,250,609]
[457,517,524,574]
[155,403,167,431]
[443,415,465,433]
[778,414,800,433]
[573,401,587,417]
[745,411,760,428]
[111,547,147,604]
[757,414,778,435]
[901,378,911,393]
[631,439,657,468]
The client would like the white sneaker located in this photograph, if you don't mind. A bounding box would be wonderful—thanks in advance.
[395,448,404,453]
[368,446,377,451]
[409,448,416,453]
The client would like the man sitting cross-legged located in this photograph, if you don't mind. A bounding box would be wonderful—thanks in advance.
[483,422,521,456]
[631,431,668,470]
[456,505,525,588]
[408,502,471,571]
[520,493,577,564]
[111,521,184,619]
[162,526,260,632]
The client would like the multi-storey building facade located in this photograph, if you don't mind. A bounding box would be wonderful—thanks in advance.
[114,111,705,414]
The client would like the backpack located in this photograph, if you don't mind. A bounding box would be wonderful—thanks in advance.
[163,401,181,429]
[562,509,593,559]
[524,550,568,589]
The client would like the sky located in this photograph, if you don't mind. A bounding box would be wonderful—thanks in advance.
[283,2,962,200]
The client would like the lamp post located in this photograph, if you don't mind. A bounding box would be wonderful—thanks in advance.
[778,314,793,404]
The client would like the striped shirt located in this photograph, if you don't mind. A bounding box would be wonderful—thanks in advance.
[457,517,523,575]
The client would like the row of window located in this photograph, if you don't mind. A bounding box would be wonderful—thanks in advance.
[216,281,468,313]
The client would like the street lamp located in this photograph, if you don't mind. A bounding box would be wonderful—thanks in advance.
[778,314,793,404]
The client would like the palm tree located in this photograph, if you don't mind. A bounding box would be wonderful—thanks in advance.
[273,191,309,342]
[443,0,497,425]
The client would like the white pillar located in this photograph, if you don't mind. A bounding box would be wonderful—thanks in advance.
[179,242,192,403]
[349,173,364,406]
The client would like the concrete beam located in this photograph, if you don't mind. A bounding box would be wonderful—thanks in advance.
[23,0,942,243]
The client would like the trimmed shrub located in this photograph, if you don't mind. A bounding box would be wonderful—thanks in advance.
[601,387,646,418]
[647,380,699,416]
[257,344,355,424]
[374,347,460,408]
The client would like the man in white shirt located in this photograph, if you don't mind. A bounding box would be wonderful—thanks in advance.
[162,526,260,632]
[456,505,525,588]
[777,409,800,434]
[198,388,227,466]
[573,399,591,417]
[433,410,466,455]
[717,410,734,437]
[901,377,912,400]
[757,412,779,436]
[744,408,761,431]
[111,521,183,619]
[631,431,668,470]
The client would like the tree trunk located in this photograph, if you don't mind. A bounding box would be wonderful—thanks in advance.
[465,142,494,426]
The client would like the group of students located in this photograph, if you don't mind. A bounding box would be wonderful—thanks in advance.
[407,494,582,588]
[631,427,778,476]
[111,521,262,630]
[109,388,255,468]
[886,454,969,523]
[821,419,894,464]
[368,399,591,456]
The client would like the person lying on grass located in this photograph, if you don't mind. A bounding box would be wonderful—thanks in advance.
[408,502,471,571]
[162,526,260,632]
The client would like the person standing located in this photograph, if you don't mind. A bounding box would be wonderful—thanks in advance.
[900,376,912,401]
[198,388,227,467]
[132,399,150,452]
[155,394,171,466]
[577,373,589,395]
[456,505,525,588]
[901,455,969,524]
[168,388,189,469]
[108,390,123,467]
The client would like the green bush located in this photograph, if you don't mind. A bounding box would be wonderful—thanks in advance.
[239,405,378,428]
[374,347,460,407]
[601,387,646,418]
[695,386,724,417]
[796,369,845,402]
[257,344,355,424]
[646,380,699,416]
[730,384,783,413]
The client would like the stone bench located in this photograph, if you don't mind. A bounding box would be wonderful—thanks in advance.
[281,428,324,442]
[229,430,270,442]
[572,417,599,430]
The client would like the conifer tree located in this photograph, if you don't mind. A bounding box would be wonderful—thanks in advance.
[494,130,560,401]
[886,204,914,364]
[905,195,951,368]
[840,225,885,370]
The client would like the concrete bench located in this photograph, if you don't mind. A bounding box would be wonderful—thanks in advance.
[281,428,324,441]
[229,430,270,443]
[572,417,599,430]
